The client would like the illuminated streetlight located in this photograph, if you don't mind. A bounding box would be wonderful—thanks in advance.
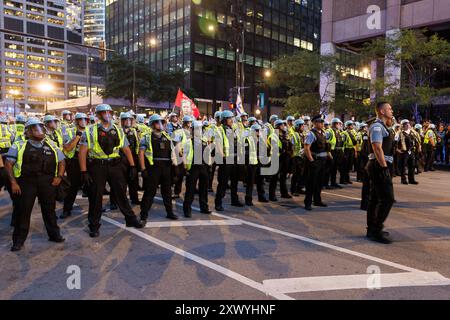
[208,24,215,32]
[149,38,157,47]
[38,82,54,113]
[362,67,369,75]
[264,70,272,78]
[255,109,261,116]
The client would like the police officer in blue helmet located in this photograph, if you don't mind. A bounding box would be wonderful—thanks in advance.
[78,104,143,238]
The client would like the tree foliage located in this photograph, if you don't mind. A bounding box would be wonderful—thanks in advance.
[102,54,195,104]
[361,29,450,120]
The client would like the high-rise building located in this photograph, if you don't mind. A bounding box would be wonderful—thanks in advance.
[106,0,322,114]
[320,0,450,117]
[84,0,105,47]
[0,0,104,112]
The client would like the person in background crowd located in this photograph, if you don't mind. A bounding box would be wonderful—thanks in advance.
[423,123,437,172]
[445,125,450,165]
[435,124,445,164]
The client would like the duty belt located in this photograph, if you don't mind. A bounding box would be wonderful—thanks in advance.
[90,158,121,165]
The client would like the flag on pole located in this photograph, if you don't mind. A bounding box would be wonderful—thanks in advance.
[174,89,200,119]
[236,88,245,115]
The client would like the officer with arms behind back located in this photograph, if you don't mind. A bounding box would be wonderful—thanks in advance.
[366,102,396,244]
[5,118,66,252]
[78,104,143,238]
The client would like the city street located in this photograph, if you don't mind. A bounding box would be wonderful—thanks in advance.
[1,170,450,300]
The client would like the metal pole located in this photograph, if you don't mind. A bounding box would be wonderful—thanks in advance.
[132,62,136,113]
[13,97,16,117]
[45,96,48,114]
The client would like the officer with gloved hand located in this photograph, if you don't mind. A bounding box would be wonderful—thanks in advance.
[366,102,396,244]
[5,118,66,252]
[78,104,143,238]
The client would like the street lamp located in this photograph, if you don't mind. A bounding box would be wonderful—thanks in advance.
[38,82,54,113]
[207,24,215,32]
[149,37,157,47]
[9,89,20,117]
[264,70,272,78]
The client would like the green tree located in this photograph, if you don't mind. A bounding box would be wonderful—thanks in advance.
[361,29,450,121]
[269,50,356,116]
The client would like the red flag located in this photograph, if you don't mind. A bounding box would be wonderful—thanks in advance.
[174,89,200,119]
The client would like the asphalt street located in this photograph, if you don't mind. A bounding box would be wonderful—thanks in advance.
[1,170,450,300]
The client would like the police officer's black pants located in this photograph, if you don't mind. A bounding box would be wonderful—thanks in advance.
[12,175,61,245]
[183,164,209,212]
[424,146,435,171]
[215,164,239,206]
[304,158,326,206]
[124,155,139,203]
[245,165,265,201]
[341,149,354,183]
[88,160,137,231]
[290,157,304,194]
[269,157,289,198]
[366,160,395,234]
[63,158,81,213]
[140,161,173,219]
[398,152,416,182]
[172,164,185,196]
[208,163,216,190]
[330,149,344,185]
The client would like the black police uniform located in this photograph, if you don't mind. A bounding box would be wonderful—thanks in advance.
[366,120,395,239]
[122,128,140,203]
[269,131,292,200]
[304,129,328,208]
[215,124,242,210]
[140,131,175,221]
[12,141,63,247]
[359,130,371,210]
[62,130,83,216]
[329,127,344,188]
[87,126,141,233]
[397,130,417,184]
[183,135,211,216]
[244,134,267,205]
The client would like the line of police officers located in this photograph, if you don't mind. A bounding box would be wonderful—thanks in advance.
[0,102,441,251]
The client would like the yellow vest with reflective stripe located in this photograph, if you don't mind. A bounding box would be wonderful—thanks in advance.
[291,131,302,157]
[267,133,282,156]
[423,129,436,145]
[13,140,58,178]
[86,124,124,159]
[245,135,258,165]
[0,124,12,149]
[326,128,336,150]
[218,126,230,157]
[47,130,63,148]
[64,128,78,159]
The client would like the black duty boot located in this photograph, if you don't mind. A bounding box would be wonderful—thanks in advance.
[89,230,100,238]
[49,235,66,243]
[184,209,192,218]
[166,213,179,220]
[11,243,23,252]
[126,218,144,229]
[231,201,244,207]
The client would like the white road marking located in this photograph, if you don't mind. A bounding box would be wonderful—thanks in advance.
[154,196,421,273]
[101,216,293,300]
[144,220,242,228]
[322,191,362,201]
[262,272,450,294]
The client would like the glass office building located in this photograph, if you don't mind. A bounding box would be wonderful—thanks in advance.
[106,0,322,113]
